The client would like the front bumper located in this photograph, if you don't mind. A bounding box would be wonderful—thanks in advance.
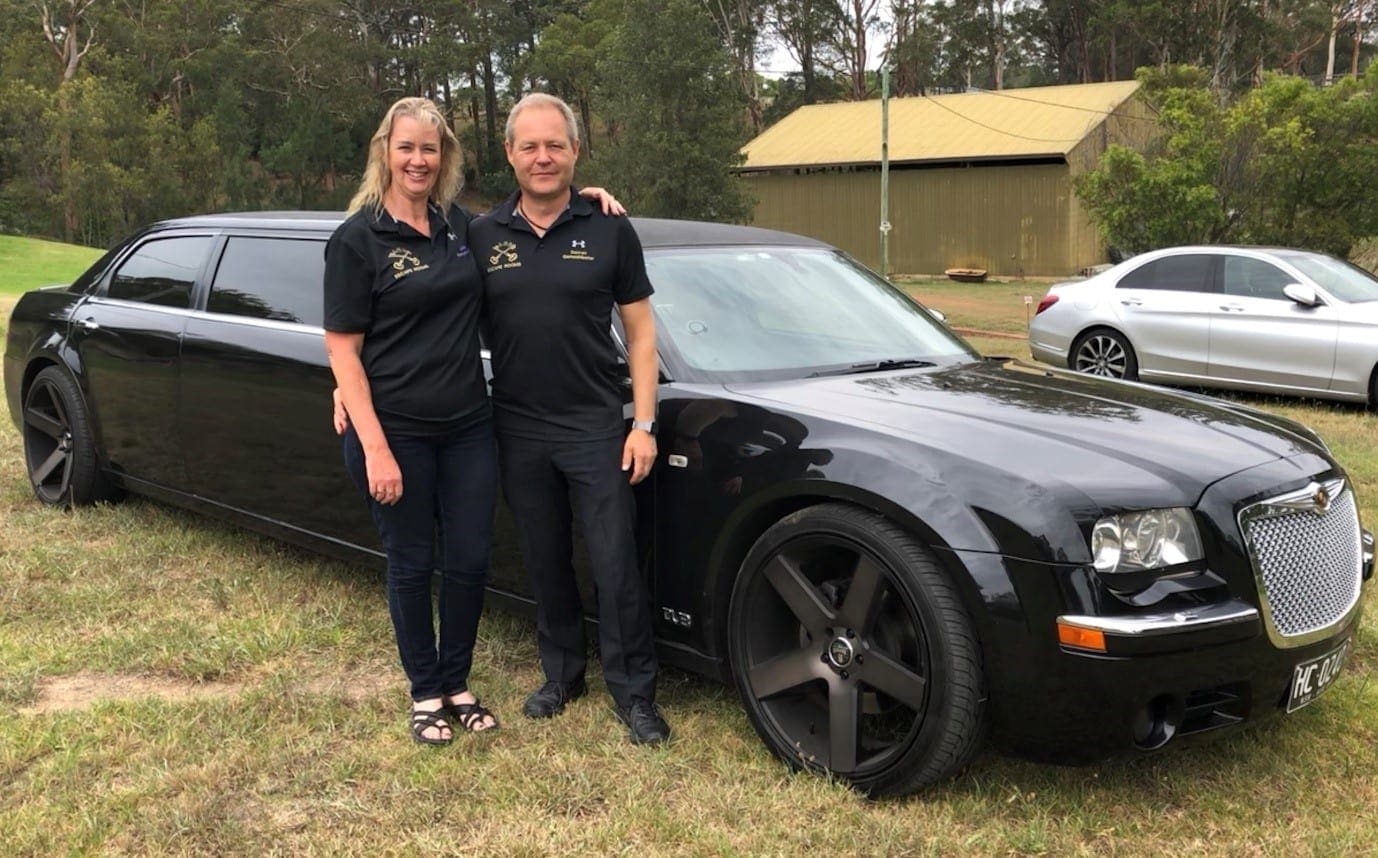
[966,453,1373,764]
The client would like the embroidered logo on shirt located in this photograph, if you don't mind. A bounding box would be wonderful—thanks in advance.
[563,239,595,262]
[488,241,521,271]
[388,247,430,279]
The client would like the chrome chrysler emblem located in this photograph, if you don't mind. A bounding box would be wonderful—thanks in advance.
[1312,484,1331,514]
[826,637,855,668]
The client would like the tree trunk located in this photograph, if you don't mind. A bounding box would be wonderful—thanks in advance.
[482,52,499,168]
[1352,7,1366,76]
[1325,12,1340,84]
[578,95,593,157]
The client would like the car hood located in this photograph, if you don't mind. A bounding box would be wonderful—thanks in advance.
[724,359,1327,510]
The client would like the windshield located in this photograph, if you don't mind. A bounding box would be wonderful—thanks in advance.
[645,247,977,382]
[1274,250,1378,303]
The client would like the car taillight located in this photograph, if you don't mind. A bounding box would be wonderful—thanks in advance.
[1035,293,1059,315]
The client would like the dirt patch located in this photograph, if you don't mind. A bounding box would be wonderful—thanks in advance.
[16,668,397,715]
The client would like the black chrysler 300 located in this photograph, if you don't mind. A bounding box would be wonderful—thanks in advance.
[5,213,1374,796]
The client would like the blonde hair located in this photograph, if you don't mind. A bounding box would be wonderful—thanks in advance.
[505,92,581,147]
[348,97,463,215]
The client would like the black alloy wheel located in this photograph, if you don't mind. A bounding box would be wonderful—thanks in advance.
[1071,328,1139,381]
[22,366,113,507]
[728,504,986,796]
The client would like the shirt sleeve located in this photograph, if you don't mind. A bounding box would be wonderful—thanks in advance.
[613,217,654,306]
[322,226,373,333]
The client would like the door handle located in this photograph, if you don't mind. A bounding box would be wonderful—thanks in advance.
[1219,304,1245,312]
[1119,299,1142,307]
[77,318,101,331]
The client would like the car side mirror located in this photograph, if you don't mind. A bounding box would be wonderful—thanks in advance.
[926,307,948,324]
[1282,283,1322,307]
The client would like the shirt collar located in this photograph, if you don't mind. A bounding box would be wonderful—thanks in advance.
[368,201,446,236]
[492,186,593,229]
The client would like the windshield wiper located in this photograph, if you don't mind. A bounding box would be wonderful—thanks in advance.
[808,358,936,378]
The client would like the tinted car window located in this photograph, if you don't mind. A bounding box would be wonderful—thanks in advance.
[1117,255,1214,292]
[1222,257,1293,300]
[208,236,326,326]
[108,236,212,308]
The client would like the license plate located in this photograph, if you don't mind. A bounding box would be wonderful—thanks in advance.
[1285,639,1350,713]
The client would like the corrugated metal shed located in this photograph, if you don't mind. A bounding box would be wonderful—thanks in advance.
[740,80,1143,170]
[736,81,1156,276]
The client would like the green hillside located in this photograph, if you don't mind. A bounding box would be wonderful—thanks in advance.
[0,235,104,296]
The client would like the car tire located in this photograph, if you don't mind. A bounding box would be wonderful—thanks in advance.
[22,366,118,507]
[727,503,986,796]
[1071,328,1138,381]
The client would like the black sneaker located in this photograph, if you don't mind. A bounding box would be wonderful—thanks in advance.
[616,698,671,745]
[522,678,587,718]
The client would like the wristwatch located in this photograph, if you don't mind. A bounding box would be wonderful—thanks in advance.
[631,419,658,434]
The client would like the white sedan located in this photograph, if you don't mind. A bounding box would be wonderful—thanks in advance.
[1029,246,1378,406]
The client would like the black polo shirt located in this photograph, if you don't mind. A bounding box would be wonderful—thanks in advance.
[469,189,654,441]
[323,203,489,436]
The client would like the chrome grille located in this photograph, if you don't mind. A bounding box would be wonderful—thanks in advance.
[1239,478,1362,648]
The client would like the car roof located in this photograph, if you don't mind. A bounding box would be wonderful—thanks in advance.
[630,217,829,249]
[149,211,831,249]
[153,211,347,231]
[1135,245,1325,258]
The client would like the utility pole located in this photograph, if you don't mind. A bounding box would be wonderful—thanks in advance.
[880,67,892,280]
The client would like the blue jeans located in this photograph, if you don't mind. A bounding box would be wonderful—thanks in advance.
[343,419,497,701]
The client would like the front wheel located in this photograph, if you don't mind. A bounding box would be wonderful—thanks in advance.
[22,366,117,507]
[727,504,986,796]
[1071,328,1138,381]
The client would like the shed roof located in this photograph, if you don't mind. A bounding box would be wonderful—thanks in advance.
[739,80,1143,171]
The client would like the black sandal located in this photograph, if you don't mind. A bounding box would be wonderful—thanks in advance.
[448,699,500,733]
[411,707,454,745]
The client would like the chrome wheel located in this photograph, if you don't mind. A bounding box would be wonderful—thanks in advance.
[1072,330,1137,380]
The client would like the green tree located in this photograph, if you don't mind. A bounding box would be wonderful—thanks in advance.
[593,0,752,222]
[1077,66,1378,257]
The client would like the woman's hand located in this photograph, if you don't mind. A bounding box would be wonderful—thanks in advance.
[579,186,626,216]
[367,447,404,505]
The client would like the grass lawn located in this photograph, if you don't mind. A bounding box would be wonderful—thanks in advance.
[2,259,1377,852]
[0,235,104,296]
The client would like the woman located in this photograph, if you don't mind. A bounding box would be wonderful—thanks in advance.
[323,97,622,744]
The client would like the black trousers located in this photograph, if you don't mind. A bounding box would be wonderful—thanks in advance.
[497,432,658,707]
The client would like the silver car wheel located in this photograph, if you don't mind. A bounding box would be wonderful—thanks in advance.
[1074,333,1131,379]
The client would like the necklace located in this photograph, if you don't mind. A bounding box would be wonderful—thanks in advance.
[517,202,564,234]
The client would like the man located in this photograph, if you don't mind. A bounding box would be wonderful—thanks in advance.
[468,93,669,745]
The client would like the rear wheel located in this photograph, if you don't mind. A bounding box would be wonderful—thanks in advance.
[727,504,986,796]
[22,366,116,507]
[1071,328,1138,381]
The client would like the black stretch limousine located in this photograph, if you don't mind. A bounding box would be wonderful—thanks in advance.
[5,212,1373,795]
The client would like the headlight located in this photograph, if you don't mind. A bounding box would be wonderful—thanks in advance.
[1091,508,1203,575]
